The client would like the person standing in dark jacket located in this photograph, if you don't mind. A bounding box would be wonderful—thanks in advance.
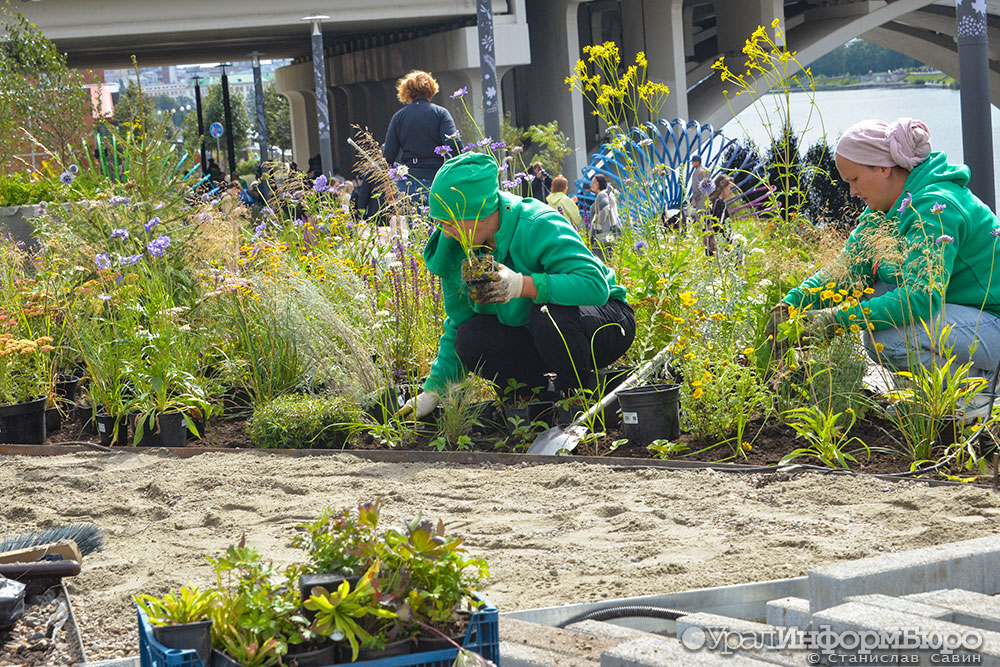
[382,70,460,205]
[529,161,553,202]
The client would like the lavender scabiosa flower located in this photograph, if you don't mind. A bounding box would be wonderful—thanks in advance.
[144,217,160,233]
[434,145,453,157]
[634,239,648,253]
[292,218,305,229]
[490,141,506,151]
[898,192,912,213]
[477,137,491,147]
[450,87,468,99]
[147,235,171,257]
[931,202,946,214]
[252,222,267,241]
[698,178,716,195]
[109,196,130,206]
[313,174,329,193]
[95,253,111,270]
[153,201,165,210]
[502,180,515,190]
[98,293,111,301]
[991,228,1000,238]
[935,234,954,246]
[60,171,74,185]
[110,228,129,241]
[120,254,142,266]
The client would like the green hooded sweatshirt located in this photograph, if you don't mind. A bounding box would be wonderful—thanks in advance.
[784,152,1000,331]
[422,191,627,394]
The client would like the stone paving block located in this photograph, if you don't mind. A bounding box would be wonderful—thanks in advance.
[600,636,770,666]
[904,589,1000,633]
[766,597,811,631]
[809,534,1000,612]
[846,593,954,621]
[812,600,1000,666]
[500,617,616,665]
[565,619,665,643]
[501,640,599,666]
[675,612,781,646]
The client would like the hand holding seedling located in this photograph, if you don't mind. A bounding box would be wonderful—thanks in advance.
[468,263,525,304]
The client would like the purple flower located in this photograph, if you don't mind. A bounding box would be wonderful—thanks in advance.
[418,205,430,216]
[144,217,160,233]
[120,254,141,266]
[313,174,329,193]
[462,143,476,153]
[95,253,111,270]
[153,201,165,210]
[446,131,461,140]
[252,221,267,240]
[434,145,453,157]
[502,180,515,189]
[898,193,912,213]
[98,293,111,301]
[110,228,129,241]
[490,141,506,151]
[387,165,409,182]
[634,240,648,253]
[931,202,946,214]
[67,164,78,175]
[60,171,74,185]
[477,137,491,147]
[147,235,171,257]
[293,218,305,228]
[991,228,1000,238]
[935,234,954,245]
[698,178,716,195]
[450,87,468,99]
[109,196,130,206]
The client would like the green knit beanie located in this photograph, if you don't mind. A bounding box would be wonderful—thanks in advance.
[428,152,500,221]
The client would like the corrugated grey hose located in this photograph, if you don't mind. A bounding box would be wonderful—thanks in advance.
[556,605,686,628]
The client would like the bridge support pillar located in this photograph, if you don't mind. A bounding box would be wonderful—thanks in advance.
[285,89,319,169]
[523,0,588,179]
[620,0,688,121]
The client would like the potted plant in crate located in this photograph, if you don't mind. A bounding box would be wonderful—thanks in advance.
[134,585,217,667]
[292,499,381,598]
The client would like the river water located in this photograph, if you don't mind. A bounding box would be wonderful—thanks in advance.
[721,87,1000,200]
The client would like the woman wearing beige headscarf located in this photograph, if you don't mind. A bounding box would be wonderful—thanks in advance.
[768,117,1000,423]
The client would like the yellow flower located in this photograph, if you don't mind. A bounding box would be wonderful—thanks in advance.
[703,371,713,382]
[864,287,875,294]
[741,441,752,451]
[875,342,885,352]
[743,347,755,355]
[691,380,703,387]
[820,290,834,300]
[849,324,860,333]
[825,282,836,289]
[692,387,704,399]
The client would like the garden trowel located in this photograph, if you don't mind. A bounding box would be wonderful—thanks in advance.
[528,346,673,455]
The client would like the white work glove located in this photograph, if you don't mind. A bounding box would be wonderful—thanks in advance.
[468,263,524,304]
[398,391,439,420]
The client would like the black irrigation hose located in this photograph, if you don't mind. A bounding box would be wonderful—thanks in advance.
[556,604,687,628]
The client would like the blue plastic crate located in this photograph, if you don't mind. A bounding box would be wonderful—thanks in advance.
[137,594,499,667]
[137,608,204,667]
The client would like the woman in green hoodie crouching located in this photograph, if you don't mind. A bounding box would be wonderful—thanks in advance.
[769,117,1000,422]
[399,152,636,420]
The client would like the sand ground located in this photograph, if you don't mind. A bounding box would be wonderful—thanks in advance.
[3,450,1000,661]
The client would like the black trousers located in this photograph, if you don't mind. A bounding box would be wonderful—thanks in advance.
[454,300,636,396]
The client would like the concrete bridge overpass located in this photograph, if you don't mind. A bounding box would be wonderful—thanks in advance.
[16,0,998,177]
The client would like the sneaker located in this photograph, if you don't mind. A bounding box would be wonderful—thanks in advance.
[960,392,996,424]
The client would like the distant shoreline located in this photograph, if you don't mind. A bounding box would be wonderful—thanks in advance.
[793,82,956,94]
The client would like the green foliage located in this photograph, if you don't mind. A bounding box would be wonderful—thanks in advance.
[114,80,158,132]
[780,406,869,468]
[248,394,357,449]
[262,84,291,156]
[292,499,381,577]
[202,84,251,168]
[304,563,396,661]
[133,585,217,626]
[810,40,924,78]
[0,7,91,170]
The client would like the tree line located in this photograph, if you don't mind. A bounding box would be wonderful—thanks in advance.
[809,40,925,78]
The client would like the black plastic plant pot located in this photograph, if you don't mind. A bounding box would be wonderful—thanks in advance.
[79,404,97,436]
[135,411,187,448]
[597,366,636,394]
[937,416,965,449]
[95,413,128,447]
[153,620,213,667]
[284,641,339,667]
[299,573,360,623]
[356,637,413,661]
[186,413,206,441]
[55,375,81,402]
[212,649,246,667]
[45,407,61,435]
[504,405,531,433]
[617,383,681,446]
[365,388,401,425]
[0,397,47,445]
[527,401,555,427]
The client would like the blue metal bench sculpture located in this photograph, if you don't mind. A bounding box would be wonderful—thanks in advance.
[574,118,764,225]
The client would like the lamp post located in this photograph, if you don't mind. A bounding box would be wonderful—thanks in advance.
[220,63,238,179]
[301,14,333,177]
[476,0,500,142]
[956,0,995,211]
[191,75,207,174]
[250,51,269,164]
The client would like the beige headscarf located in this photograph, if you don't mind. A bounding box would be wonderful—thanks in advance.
[835,118,932,171]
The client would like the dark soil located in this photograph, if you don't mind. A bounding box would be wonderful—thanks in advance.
[37,401,997,478]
